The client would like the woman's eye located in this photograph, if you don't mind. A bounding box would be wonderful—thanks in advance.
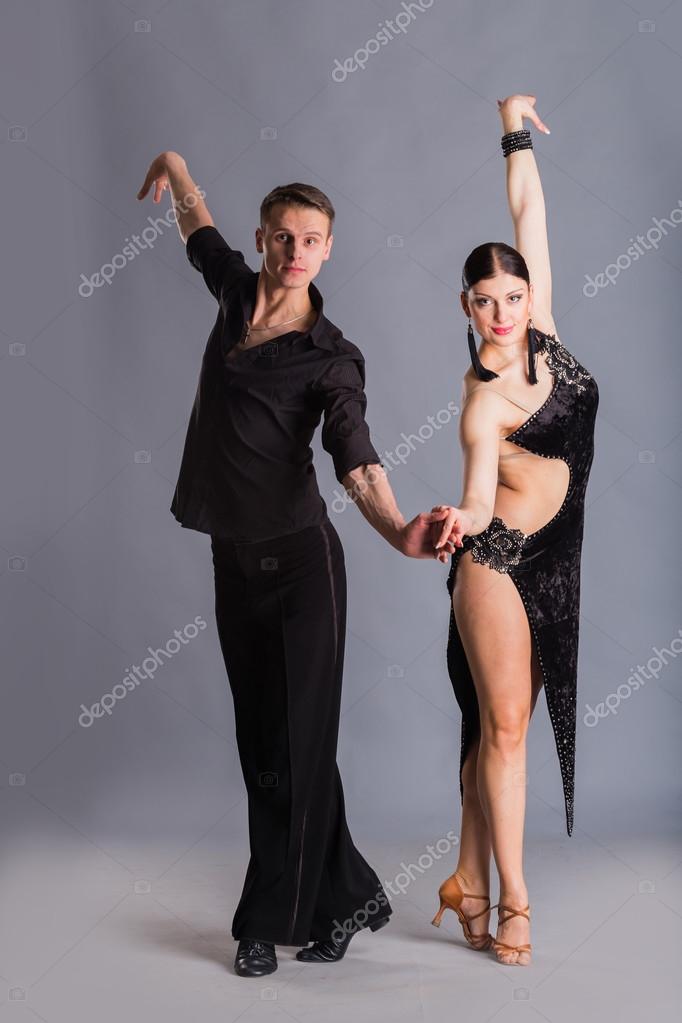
[509,295,521,302]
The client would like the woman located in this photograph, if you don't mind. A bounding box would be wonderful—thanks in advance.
[429,94,599,965]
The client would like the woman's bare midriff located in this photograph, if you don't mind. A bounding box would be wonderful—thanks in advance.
[493,442,570,536]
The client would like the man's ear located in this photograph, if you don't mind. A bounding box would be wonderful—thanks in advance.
[322,233,334,261]
[255,226,264,253]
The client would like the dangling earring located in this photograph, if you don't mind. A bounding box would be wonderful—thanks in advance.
[527,316,539,385]
[467,317,498,381]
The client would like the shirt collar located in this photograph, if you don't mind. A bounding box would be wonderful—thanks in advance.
[238,271,335,351]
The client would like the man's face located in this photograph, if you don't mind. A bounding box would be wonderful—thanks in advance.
[255,203,333,289]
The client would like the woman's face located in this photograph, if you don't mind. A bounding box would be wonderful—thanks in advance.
[462,273,533,348]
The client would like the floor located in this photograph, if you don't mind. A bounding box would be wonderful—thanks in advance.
[3,828,680,1022]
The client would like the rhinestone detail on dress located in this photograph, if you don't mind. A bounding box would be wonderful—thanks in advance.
[536,331,592,394]
[470,516,527,574]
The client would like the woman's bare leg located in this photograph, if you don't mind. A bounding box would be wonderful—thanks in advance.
[452,556,544,964]
[451,735,493,941]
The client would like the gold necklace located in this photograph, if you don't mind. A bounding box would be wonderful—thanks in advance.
[240,309,312,345]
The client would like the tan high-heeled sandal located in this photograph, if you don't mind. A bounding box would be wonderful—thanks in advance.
[431,871,493,951]
[490,902,532,963]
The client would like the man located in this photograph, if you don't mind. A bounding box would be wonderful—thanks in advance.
[137,152,458,976]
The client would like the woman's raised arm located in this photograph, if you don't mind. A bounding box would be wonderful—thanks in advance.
[498,95,556,336]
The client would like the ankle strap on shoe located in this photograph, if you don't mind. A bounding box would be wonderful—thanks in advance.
[491,902,530,924]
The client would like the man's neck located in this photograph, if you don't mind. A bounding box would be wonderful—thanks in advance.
[251,266,314,327]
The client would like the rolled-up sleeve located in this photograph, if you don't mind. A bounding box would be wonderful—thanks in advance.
[186,225,253,304]
[316,352,383,484]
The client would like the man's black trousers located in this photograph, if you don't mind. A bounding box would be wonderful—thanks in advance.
[211,517,392,946]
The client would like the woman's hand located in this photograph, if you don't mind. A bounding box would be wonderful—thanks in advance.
[429,505,475,563]
[399,510,459,560]
[497,94,550,135]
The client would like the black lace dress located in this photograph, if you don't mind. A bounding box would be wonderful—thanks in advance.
[445,331,599,836]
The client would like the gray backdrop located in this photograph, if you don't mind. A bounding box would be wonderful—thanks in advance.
[2,0,681,1017]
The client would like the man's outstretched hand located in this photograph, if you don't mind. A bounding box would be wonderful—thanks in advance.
[136,152,175,203]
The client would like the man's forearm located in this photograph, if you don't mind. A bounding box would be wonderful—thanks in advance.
[341,464,406,553]
[163,152,213,244]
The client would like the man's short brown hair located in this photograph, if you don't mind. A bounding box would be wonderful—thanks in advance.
[260,183,335,235]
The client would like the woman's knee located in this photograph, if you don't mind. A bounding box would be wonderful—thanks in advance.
[480,705,529,751]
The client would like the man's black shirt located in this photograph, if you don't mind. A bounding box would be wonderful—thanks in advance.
[170,225,383,540]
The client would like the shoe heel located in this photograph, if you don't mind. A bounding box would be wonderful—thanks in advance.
[431,898,448,927]
[369,915,390,933]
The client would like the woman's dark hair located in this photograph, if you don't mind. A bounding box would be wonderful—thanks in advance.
[461,241,538,384]
[461,241,529,292]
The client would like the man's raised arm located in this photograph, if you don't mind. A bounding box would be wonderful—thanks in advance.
[137,150,212,245]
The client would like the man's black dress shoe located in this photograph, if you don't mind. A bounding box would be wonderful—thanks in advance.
[295,915,390,963]
[234,938,277,977]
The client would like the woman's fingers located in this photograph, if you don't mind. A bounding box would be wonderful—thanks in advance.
[527,104,550,134]
[430,506,459,548]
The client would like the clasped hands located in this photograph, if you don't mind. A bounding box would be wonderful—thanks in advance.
[400,505,471,563]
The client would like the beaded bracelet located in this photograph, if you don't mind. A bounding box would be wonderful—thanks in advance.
[501,128,533,158]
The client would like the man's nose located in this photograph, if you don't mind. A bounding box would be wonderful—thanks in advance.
[287,242,305,262]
